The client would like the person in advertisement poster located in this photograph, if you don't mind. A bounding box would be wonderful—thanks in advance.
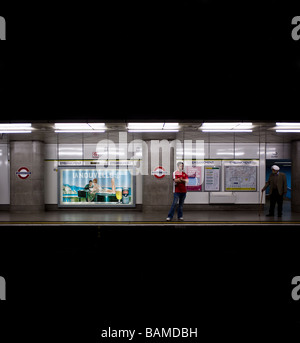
[88,177,116,202]
[166,161,189,221]
[84,180,94,202]
[84,180,94,191]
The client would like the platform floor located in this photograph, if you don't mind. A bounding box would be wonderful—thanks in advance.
[0,201,300,225]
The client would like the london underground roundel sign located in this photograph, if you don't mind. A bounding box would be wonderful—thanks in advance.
[16,167,31,179]
[152,166,166,179]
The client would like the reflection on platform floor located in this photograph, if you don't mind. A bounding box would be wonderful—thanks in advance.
[0,201,299,225]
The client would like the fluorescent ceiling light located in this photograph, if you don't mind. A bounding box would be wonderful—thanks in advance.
[200,123,253,132]
[275,122,300,126]
[127,123,179,131]
[54,123,106,132]
[0,123,32,128]
[0,130,32,133]
[276,130,300,133]
[202,129,252,133]
[128,123,163,129]
[88,123,106,129]
[201,122,252,128]
[128,130,179,133]
[55,130,105,133]
[0,123,32,133]
[164,123,180,129]
[275,122,300,132]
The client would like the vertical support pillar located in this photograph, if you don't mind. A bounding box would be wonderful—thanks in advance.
[10,141,45,211]
[142,140,174,212]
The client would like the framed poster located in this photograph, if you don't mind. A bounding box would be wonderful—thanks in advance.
[185,166,202,191]
[225,165,257,191]
[204,166,221,191]
[58,166,136,207]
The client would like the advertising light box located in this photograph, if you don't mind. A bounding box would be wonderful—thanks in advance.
[58,166,136,207]
[185,166,202,192]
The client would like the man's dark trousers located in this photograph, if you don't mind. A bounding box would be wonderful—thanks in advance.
[269,189,283,216]
[168,193,186,219]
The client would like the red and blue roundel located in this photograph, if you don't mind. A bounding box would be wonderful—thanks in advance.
[16,167,31,179]
[153,166,166,179]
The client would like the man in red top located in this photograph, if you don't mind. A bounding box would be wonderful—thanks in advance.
[166,161,189,221]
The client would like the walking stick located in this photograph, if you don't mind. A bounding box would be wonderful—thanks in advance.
[259,191,263,217]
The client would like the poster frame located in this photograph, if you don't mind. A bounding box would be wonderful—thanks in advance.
[224,164,257,192]
[57,165,136,208]
[203,165,221,192]
[185,165,202,192]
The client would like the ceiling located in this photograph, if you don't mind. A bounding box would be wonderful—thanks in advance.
[0,121,299,144]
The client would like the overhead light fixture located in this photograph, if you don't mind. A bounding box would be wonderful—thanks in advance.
[276,130,300,133]
[202,129,252,133]
[0,131,32,133]
[275,122,300,126]
[275,122,300,133]
[0,123,32,133]
[128,130,179,133]
[127,122,179,132]
[199,122,253,132]
[54,123,106,133]
[55,130,106,133]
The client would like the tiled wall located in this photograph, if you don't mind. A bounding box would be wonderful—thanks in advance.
[0,141,292,206]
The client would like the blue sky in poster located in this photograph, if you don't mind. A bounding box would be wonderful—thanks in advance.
[62,168,132,190]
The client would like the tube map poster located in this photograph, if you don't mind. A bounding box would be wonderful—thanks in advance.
[225,166,257,191]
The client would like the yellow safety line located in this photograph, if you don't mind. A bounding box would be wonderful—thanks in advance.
[0,221,300,225]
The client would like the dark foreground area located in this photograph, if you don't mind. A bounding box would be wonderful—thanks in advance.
[0,224,299,340]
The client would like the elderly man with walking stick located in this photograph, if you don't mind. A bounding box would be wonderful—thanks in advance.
[261,165,287,217]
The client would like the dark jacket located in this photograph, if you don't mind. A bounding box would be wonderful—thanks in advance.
[263,172,287,196]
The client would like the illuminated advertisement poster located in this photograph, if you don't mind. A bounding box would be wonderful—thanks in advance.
[185,166,202,192]
[58,167,135,207]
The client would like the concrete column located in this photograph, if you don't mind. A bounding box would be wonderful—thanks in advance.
[10,141,45,211]
[291,140,300,213]
[142,140,175,212]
